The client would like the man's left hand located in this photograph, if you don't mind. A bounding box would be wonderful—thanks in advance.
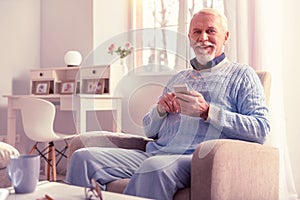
[175,91,209,119]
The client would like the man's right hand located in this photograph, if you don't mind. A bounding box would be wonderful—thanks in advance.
[157,92,180,116]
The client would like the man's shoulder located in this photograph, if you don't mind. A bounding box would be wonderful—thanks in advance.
[225,62,262,89]
[225,62,257,76]
[227,61,251,70]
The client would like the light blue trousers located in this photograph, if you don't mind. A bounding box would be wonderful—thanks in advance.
[66,147,191,200]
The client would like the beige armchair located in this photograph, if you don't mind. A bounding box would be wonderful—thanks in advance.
[68,71,279,200]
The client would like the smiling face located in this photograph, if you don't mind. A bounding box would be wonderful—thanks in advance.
[188,9,229,65]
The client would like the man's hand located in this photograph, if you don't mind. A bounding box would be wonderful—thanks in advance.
[175,91,209,119]
[157,92,180,116]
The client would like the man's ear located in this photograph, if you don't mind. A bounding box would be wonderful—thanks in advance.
[224,31,229,45]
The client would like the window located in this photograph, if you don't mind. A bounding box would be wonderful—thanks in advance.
[131,0,224,74]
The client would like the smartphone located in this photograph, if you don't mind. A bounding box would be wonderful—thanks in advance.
[174,84,189,94]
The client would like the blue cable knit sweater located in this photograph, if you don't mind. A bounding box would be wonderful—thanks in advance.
[143,58,270,155]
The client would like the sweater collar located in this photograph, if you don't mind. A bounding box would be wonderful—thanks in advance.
[190,53,226,70]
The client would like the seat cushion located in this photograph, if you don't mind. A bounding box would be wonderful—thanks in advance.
[174,188,190,200]
[106,179,130,193]
[106,178,190,200]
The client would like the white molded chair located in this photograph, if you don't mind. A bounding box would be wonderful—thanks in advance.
[18,97,77,181]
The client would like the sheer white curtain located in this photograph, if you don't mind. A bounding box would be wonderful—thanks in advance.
[223,0,297,199]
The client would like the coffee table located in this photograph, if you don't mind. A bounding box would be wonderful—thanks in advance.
[6,181,152,200]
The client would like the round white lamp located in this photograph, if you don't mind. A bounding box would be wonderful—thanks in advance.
[64,50,82,67]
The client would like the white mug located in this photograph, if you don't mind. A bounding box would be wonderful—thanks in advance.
[7,154,40,194]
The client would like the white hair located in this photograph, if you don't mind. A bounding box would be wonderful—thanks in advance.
[192,8,228,31]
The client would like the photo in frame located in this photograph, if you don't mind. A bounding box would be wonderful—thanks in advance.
[33,81,50,95]
[85,79,105,94]
[60,81,76,94]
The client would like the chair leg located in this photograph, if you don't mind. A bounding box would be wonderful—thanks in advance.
[29,144,37,154]
[46,142,57,181]
[51,145,57,181]
[47,145,51,181]
[29,142,59,182]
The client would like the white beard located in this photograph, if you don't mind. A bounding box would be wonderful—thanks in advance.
[195,47,216,65]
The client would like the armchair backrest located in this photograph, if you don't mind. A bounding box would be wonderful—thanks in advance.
[256,71,271,106]
[118,74,170,134]
[118,71,271,134]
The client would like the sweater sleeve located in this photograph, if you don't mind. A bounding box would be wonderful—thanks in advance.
[142,72,186,139]
[207,68,270,144]
[142,106,167,138]
[142,75,175,139]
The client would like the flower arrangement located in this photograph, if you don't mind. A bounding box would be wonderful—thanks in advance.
[108,42,133,59]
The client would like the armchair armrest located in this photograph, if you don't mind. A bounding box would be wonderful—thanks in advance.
[68,131,151,164]
[191,139,279,200]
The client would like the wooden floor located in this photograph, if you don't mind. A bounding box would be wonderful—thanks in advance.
[39,159,67,182]
[39,173,66,183]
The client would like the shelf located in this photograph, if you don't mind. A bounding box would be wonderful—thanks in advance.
[30,65,123,96]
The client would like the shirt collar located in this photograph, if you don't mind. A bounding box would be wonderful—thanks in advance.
[190,53,226,70]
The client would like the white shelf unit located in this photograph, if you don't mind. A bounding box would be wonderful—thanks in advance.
[30,65,123,96]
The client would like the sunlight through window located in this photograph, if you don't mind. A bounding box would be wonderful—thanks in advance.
[131,0,224,74]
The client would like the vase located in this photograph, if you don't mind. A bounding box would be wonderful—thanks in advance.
[120,59,128,75]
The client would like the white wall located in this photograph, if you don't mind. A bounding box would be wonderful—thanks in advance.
[282,1,300,197]
[39,0,94,136]
[0,1,40,153]
[40,0,93,67]
[93,0,130,49]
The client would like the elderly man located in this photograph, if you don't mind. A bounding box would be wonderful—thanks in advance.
[66,8,269,200]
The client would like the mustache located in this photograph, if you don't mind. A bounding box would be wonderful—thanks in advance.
[194,42,215,48]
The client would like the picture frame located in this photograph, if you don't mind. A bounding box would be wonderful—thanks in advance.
[60,81,76,94]
[33,81,50,95]
[85,79,105,94]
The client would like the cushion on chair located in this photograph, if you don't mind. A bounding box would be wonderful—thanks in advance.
[105,179,190,200]
[67,131,151,168]
[0,142,20,188]
[0,142,19,169]
[106,179,130,193]
[174,188,190,200]
[68,131,150,154]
